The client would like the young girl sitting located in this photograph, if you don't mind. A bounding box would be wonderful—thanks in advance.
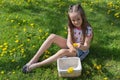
[22,4,93,73]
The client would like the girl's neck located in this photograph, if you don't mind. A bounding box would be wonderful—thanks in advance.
[74,26,81,30]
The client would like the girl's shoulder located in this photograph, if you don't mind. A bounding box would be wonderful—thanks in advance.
[87,26,92,30]
[86,26,93,37]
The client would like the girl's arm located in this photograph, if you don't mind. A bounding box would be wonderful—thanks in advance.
[79,36,92,51]
[77,27,93,51]
[67,27,76,53]
[67,27,73,48]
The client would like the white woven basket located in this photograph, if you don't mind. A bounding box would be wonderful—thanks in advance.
[57,57,82,77]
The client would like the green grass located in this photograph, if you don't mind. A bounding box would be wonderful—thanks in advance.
[0,0,120,80]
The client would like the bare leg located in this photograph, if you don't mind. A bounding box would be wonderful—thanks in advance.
[26,34,67,66]
[28,49,76,71]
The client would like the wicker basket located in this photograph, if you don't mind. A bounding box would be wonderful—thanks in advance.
[57,57,82,77]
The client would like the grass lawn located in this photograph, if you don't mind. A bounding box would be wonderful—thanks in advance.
[0,0,120,80]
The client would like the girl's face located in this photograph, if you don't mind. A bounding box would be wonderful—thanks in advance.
[69,12,82,28]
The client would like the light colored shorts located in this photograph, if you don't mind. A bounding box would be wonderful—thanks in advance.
[76,49,89,61]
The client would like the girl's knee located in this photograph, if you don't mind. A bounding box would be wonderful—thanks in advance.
[57,49,68,56]
[49,34,56,38]
[47,34,57,41]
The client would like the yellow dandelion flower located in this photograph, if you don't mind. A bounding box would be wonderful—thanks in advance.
[12,71,15,74]
[15,35,18,38]
[107,2,113,8]
[114,13,119,18]
[1,53,4,57]
[103,77,108,80]
[20,44,24,47]
[23,20,26,23]
[36,2,38,5]
[73,43,78,48]
[67,67,74,73]
[15,40,19,43]
[45,55,49,58]
[18,23,20,25]
[23,27,26,32]
[45,50,50,55]
[90,8,93,12]
[10,53,13,56]
[21,48,24,53]
[27,0,31,3]
[96,65,101,70]
[11,59,15,62]
[32,45,35,48]
[1,71,4,74]
[3,43,8,46]
[0,45,3,48]
[30,23,34,27]
[45,32,48,36]
[93,63,97,68]
[27,39,30,42]
[11,20,14,23]
[2,47,7,51]
[39,29,42,33]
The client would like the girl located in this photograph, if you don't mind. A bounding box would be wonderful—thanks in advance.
[22,4,93,73]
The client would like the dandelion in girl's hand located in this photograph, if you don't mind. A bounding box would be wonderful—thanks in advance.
[73,43,78,48]
[67,67,74,73]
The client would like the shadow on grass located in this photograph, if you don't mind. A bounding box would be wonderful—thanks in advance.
[80,43,120,79]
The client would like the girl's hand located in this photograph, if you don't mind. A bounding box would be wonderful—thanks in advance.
[69,47,76,53]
